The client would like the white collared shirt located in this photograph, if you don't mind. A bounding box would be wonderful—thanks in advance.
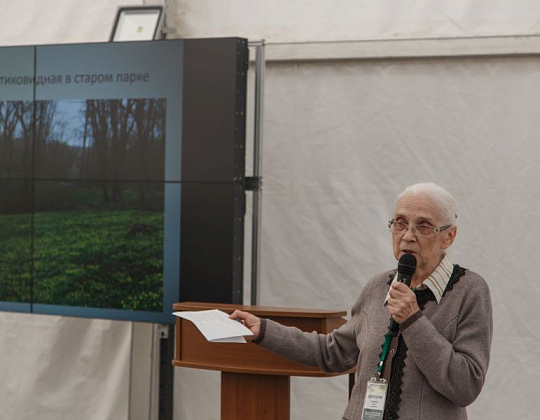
[385,255,453,304]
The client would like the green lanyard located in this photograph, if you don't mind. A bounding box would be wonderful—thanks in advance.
[375,331,393,378]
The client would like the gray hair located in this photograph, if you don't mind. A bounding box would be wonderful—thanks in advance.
[395,182,457,226]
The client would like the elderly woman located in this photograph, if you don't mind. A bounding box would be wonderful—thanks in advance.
[231,182,492,420]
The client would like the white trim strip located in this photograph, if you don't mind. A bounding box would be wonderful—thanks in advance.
[262,35,540,62]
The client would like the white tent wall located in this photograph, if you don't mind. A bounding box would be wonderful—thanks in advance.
[0,1,539,419]
[0,0,141,46]
[0,312,132,419]
[280,56,540,419]
[174,0,540,41]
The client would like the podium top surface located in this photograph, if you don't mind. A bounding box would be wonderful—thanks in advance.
[173,301,347,318]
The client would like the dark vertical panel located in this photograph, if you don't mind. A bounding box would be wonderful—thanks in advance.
[181,38,248,303]
[181,183,238,302]
[182,38,247,183]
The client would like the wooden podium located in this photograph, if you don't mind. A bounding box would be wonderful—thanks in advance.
[172,302,354,420]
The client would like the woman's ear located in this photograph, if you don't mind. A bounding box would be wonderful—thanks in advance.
[442,225,457,250]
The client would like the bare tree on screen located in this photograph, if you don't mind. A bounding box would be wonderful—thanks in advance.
[131,98,166,208]
[86,99,112,203]
[0,102,20,178]
[13,101,33,177]
[109,99,137,208]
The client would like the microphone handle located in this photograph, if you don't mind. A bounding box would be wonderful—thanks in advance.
[388,318,399,336]
[398,272,412,288]
[387,273,412,336]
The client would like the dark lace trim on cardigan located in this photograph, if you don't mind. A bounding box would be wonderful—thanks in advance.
[384,336,407,420]
[382,264,466,419]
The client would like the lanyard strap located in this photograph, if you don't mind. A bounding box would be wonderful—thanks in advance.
[375,332,393,378]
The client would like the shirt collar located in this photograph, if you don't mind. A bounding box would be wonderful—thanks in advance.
[414,255,453,303]
[385,255,453,304]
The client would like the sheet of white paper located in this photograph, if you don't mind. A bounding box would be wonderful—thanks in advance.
[173,309,253,343]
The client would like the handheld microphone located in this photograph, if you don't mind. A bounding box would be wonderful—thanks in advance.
[388,253,417,336]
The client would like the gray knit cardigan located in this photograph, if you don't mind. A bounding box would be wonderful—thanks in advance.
[257,266,493,420]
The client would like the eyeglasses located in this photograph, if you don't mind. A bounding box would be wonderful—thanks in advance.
[388,219,453,238]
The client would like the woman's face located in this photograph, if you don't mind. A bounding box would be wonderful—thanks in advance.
[392,193,457,281]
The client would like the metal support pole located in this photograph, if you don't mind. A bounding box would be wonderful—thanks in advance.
[157,324,174,420]
[247,40,266,306]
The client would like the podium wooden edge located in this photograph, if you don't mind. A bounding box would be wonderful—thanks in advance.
[173,301,347,318]
[172,359,353,377]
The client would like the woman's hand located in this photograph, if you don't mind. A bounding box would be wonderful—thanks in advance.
[387,282,420,324]
[229,310,262,341]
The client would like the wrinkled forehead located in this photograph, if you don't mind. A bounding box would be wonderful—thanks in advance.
[394,193,443,223]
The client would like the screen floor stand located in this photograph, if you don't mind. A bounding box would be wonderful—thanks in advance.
[157,324,174,420]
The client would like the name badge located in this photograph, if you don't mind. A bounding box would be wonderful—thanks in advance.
[361,378,388,420]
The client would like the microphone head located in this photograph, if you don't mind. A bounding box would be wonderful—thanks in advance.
[398,253,417,276]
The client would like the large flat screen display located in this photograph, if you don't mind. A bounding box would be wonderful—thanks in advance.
[0,38,248,323]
